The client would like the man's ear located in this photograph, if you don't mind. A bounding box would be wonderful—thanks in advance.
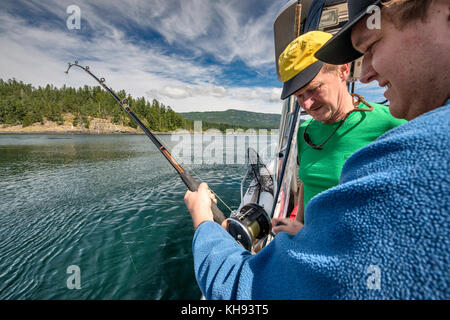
[339,63,350,81]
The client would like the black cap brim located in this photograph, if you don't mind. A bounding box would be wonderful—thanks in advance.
[314,0,381,65]
[281,61,323,100]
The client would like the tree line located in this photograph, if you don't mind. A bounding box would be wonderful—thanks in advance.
[0,79,255,132]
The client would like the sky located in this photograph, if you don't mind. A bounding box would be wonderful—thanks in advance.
[0,0,385,114]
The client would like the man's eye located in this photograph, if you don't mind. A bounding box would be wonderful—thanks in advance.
[313,84,323,92]
[366,41,379,54]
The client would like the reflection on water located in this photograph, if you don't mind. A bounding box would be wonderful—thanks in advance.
[0,134,248,299]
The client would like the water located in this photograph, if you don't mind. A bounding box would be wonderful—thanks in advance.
[0,134,264,299]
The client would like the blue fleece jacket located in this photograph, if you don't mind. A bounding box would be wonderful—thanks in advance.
[193,101,450,300]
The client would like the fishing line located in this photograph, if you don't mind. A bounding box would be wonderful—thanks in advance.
[153,134,234,215]
[119,225,138,273]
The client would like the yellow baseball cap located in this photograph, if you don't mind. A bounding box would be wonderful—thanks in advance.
[279,31,333,100]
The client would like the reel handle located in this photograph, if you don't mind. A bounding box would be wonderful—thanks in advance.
[180,171,227,224]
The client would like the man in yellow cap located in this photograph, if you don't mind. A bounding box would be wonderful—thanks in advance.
[272,31,405,233]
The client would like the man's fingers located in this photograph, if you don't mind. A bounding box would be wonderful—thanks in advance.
[272,219,286,234]
[272,226,283,234]
[198,182,217,203]
[273,226,292,235]
[272,218,288,226]
[184,182,217,209]
[272,218,301,235]
[198,182,209,192]
[272,218,281,225]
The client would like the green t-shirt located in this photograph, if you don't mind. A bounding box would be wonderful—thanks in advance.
[297,102,407,209]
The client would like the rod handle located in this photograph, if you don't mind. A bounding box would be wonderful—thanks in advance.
[180,171,227,224]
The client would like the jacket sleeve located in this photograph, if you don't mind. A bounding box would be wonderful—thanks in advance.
[192,222,251,300]
[193,220,345,300]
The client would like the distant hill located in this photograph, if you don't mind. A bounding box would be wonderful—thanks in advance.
[180,109,281,129]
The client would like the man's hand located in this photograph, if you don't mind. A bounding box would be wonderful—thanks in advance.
[184,182,217,230]
[272,217,303,235]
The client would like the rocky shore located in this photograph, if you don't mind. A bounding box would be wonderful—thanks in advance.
[0,115,172,135]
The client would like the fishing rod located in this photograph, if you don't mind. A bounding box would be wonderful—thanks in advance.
[65,61,226,224]
[260,0,304,247]
[270,1,302,221]
[269,101,300,221]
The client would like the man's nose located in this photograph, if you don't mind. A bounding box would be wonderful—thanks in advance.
[359,54,378,83]
[302,95,315,110]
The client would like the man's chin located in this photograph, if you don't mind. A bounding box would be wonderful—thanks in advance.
[313,115,327,123]
[388,101,407,120]
[311,110,331,123]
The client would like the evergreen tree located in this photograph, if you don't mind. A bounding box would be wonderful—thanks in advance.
[0,78,256,133]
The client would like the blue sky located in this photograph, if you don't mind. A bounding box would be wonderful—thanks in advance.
[0,0,385,114]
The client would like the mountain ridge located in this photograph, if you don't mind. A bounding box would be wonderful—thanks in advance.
[180,109,281,129]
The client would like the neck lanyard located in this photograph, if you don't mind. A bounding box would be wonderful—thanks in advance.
[303,93,374,150]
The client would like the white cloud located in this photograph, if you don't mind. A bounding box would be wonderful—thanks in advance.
[0,1,284,114]
[147,84,282,105]
[213,1,279,68]
[157,0,214,43]
[0,11,220,94]
[87,0,280,69]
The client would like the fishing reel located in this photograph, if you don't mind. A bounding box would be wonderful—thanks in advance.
[225,203,272,251]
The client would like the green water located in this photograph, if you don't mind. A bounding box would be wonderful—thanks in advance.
[0,134,251,299]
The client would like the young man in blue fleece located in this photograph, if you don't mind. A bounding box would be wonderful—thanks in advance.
[184,0,449,299]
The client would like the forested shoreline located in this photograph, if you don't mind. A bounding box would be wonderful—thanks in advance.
[0,79,257,133]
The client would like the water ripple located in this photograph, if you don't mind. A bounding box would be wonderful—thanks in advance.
[0,134,248,299]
